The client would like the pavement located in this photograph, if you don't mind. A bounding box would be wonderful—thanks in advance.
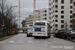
[0,33,75,50]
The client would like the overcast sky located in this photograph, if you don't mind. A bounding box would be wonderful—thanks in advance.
[7,0,48,28]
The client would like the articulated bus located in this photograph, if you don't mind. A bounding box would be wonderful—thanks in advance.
[33,21,51,38]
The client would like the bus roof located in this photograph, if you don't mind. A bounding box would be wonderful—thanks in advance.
[34,20,49,23]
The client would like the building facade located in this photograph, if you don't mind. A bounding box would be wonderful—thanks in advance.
[25,15,33,33]
[73,0,75,29]
[40,8,48,21]
[25,10,41,33]
[48,0,73,32]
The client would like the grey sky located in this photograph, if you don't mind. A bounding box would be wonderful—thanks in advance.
[7,0,48,28]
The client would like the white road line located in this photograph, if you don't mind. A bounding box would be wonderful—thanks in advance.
[28,41,32,43]
[9,41,15,43]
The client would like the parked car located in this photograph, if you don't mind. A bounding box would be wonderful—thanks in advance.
[67,30,75,40]
[60,30,71,39]
[53,30,66,38]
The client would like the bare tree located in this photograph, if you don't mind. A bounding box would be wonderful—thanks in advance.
[0,0,18,36]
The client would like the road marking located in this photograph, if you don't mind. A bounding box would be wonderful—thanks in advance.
[9,41,15,43]
[28,41,32,43]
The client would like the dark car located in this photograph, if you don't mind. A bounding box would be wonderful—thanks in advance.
[67,30,75,40]
[53,30,66,38]
[60,30,71,39]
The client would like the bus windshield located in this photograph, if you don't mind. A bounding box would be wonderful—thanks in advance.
[35,22,45,25]
[28,28,33,32]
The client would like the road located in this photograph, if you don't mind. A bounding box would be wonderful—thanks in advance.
[0,33,75,50]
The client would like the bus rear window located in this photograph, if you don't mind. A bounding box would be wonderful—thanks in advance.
[35,22,45,25]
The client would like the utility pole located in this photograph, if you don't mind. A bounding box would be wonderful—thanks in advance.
[19,0,20,29]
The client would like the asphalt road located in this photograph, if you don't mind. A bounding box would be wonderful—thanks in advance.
[0,33,75,50]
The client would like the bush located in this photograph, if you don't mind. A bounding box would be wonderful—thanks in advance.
[15,31,18,34]
[0,32,3,38]
[11,31,15,35]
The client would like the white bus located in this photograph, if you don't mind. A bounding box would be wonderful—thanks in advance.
[33,21,51,38]
[27,24,33,37]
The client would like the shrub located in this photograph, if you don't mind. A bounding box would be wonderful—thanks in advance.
[0,32,3,38]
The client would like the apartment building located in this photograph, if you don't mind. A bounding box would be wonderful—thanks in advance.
[49,0,73,32]
[73,0,75,29]
[40,8,48,21]
[25,15,33,32]
[33,10,41,21]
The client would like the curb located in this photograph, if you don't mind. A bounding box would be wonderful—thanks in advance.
[0,34,17,41]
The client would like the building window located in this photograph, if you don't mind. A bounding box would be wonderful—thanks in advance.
[61,20,64,23]
[73,2,75,6]
[38,16,40,18]
[55,15,58,18]
[55,20,58,22]
[38,13,40,14]
[61,15,64,18]
[49,17,51,19]
[61,11,64,14]
[45,18,47,20]
[49,3,51,6]
[70,20,72,23]
[45,10,47,12]
[70,11,73,13]
[55,10,58,13]
[53,0,54,2]
[73,14,75,16]
[55,0,58,2]
[45,14,47,16]
[70,25,72,28]
[61,6,64,9]
[49,13,51,15]
[61,0,64,4]
[70,15,72,18]
[49,8,51,11]
[70,6,73,9]
[55,24,58,27]
[55,5,58,8]
[70,0,73,4]
[55,29,58,31]
[61,25,64,28]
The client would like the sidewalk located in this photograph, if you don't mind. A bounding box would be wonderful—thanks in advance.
[0,34,17,41]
